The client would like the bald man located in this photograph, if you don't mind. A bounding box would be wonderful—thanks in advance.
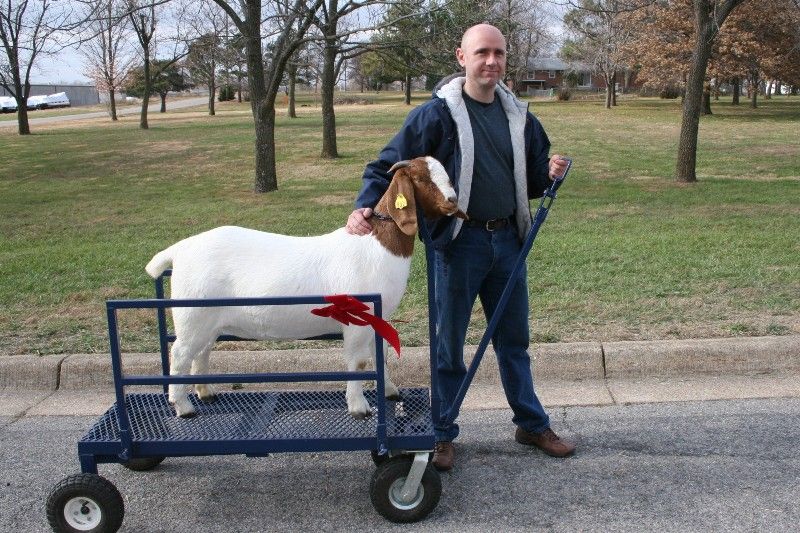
[347,24,574,471]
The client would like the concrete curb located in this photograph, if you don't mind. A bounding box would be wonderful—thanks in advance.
[0,335,797,393]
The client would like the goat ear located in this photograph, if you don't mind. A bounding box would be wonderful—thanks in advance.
[386,169,417,236]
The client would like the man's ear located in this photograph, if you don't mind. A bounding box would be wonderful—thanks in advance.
[386,170,417,236]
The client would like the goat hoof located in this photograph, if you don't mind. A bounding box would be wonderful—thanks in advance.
[198,394,218,404]
[386,393,402,402]
[170,400,197,418]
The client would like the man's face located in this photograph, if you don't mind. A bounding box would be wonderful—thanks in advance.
[456,25,507,91]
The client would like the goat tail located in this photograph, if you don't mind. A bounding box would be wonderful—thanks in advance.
[145,245,176,278]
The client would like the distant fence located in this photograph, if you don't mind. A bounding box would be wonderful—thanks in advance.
[0,84,100,106]
[527,89,554,97]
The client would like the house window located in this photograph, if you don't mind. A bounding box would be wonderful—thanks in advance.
[548,70,556,79]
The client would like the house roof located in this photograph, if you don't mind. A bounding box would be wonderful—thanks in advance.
[528,57,569,70]
[528,57,591,72]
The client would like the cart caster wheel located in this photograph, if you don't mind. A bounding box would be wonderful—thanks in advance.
[121,456,165,472]
[370,456,441,523]
[371,450,389,466]
[46,473,124,533]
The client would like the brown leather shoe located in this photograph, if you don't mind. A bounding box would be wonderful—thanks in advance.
[432,441,454,471]
[515,427,576,457]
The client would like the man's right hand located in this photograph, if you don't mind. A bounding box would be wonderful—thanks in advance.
[346,207,374,235]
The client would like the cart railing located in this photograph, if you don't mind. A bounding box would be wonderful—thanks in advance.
[106,293,388,461]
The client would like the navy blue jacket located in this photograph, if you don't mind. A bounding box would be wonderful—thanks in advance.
[355,92,552,249]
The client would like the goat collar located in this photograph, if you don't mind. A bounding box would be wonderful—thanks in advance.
[372,210,393,221]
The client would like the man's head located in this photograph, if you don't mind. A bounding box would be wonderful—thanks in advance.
[456,24,506,100]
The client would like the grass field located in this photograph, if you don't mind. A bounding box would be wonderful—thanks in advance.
[1,92,798,355]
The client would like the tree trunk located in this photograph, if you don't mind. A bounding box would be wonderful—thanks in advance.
[160,93,167,113]
[140,52,151,129]
[749,71,759,108]
[774,80,781,96]
[732,77,740,105]
[108,89,118,121]
[8,70,30,134]
[404,72,411,105]
[604,71,613,109]
[208,79,216,116]
[253,103,277,192]
[17,103,31,135]
[237,73,243,102]
[288,66,297,118]
[611,70,617,106]
[243,1,277,193]
[320,38,338,159]
[675,28,714,182]
[702,80,712,115]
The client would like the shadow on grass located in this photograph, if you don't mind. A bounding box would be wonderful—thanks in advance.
[703,99,800,122]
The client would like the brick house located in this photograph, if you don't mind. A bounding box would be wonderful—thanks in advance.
[515,57,641,95]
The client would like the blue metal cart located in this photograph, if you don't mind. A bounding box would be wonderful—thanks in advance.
[45,161,570,533]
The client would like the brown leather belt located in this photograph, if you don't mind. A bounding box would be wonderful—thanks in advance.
[463,217,511,231]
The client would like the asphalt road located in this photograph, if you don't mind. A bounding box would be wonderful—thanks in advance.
[3,397,799,532]
[0,97,209,128]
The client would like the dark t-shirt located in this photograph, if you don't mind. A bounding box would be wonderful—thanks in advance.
[462,91,516,221]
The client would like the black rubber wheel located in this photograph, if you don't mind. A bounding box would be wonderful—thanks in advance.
[46,473,124,533]
[121,456,165,472]
[370,456,441,523]
[371,450,390,466]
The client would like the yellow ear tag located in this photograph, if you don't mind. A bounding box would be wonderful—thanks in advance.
[394,193,408,209]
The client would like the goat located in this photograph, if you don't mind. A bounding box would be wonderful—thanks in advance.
[145,156,466,419]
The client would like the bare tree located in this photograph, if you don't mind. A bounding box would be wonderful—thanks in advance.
[126,0,188,129]
[184,0,231,115]
[0,0,74,134]
[209,0,324,192]
[563,0,636,108]
[77,0,136,121]
[494,0,550,95]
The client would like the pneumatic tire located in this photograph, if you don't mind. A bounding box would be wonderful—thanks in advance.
[370,456,441,523]
[46,473,124,533]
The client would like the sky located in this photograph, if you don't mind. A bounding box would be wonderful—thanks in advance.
[31,1,568,86]
[32,49,92,85]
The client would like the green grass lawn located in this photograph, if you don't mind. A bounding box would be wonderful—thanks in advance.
[1,93,798,355]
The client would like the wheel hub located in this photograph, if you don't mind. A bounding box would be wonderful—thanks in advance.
[388,477,424,510]
[64,497,102,531]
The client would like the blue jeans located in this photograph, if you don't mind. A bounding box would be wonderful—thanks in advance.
[433,223,550,442]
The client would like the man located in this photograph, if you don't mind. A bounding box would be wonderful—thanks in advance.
[346,24,575,471]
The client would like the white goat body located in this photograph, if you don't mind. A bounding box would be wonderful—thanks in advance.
[146,226,409,340]
[145,156,464,419]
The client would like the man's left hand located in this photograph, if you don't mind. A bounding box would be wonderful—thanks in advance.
[549,154,569,181]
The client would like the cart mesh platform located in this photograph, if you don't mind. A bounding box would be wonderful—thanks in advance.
[79,387,434,458]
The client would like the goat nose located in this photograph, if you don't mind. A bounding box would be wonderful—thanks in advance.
[447,195,457,203]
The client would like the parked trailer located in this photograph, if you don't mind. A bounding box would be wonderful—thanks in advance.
[25,92,71,110]
[0,96,17,113]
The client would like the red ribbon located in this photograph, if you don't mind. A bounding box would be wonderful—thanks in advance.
[311,294,401,357]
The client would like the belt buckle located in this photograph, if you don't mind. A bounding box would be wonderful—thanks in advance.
[485,219,498,231]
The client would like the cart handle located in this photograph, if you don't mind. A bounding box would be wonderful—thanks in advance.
[546,157,572,196]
